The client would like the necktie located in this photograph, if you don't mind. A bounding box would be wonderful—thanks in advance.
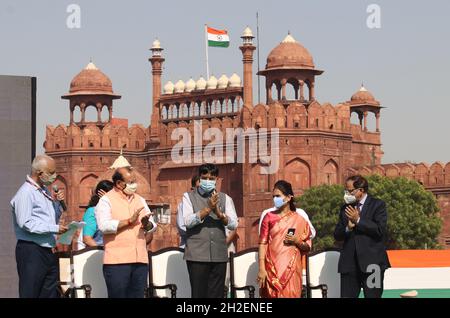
[357,202,362,216]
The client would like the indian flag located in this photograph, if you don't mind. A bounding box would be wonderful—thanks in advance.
[207,26,230,48]
[378,250,450,298]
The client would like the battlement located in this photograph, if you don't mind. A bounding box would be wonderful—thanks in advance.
[244,100,352,132]
[159,97,354,131]
[156,99,373,150]
[347,161,450,188]
[44,122,148,152]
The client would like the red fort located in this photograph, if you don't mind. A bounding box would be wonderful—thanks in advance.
[44,28,450,250]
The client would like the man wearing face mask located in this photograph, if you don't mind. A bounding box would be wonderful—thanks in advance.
[181,163,238,298]
[11,154,68,298]
[95,167,157,298]
[334,175,390,298]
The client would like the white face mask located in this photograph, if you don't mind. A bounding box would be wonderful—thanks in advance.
[40,171,57,186]
[344,193,357,205]
[123,182,138,195]
[199,179,216,193]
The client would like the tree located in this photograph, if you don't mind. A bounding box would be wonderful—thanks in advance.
[296,175,442,250]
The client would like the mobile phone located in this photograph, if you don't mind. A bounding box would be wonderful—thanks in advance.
[287,228,295,235]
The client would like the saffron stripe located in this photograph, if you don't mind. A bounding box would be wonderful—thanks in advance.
[207,26,228,35]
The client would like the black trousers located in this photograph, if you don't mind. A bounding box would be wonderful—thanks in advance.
[103,263,148,298]
[15,240,59,298]
[186,261,227,298]
[341,269,385,298]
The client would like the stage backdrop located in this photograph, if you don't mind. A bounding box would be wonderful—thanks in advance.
[0,75,36,297]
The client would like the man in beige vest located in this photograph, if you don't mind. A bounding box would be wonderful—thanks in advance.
[95,167,156,298]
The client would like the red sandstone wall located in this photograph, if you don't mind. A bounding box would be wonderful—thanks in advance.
[45,97,450,251]
[437,194,450,247]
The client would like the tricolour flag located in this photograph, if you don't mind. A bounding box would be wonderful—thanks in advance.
[207,26,230,48]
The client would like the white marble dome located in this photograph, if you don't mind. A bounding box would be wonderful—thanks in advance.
[185,78,196,92]
[163,81,174,94]
[218,74,229,89]
[229,73,241,87]
[174,80,185,93]
[242,27,253,37]
[196,77,207,90]
[282,33,297,43]
[152,39,161,49]
[206,76,218,90]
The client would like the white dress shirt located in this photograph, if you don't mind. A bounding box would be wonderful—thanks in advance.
[345,193,368,232]
[181,191,238,231]
[95,195,157,234]
[355,193,367,223]
[176,200,187,248]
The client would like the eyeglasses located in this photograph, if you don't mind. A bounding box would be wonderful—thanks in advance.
[41,171,57,177]
[344,188,360,195]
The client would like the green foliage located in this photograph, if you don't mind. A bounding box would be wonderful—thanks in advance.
[296,175,442,251]
[295,184,343,251]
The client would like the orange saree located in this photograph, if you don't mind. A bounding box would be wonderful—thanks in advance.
[259,211,311,298]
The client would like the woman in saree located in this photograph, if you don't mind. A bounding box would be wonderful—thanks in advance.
[257,180,312,298]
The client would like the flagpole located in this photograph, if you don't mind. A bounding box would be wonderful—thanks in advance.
[256,12,261,104]
[204,24,210,80]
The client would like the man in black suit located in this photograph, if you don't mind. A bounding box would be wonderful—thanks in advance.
[334,175,390,298]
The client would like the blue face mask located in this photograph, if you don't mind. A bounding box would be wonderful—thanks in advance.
[200,179,216,193]
[273,196,286,209]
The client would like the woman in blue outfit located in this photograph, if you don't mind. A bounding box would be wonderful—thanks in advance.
[78,180,114,249]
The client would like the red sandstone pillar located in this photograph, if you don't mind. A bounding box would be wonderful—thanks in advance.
[240,27,256,109]
[149,39,165,143]
[299,80,305,101]
[80,103,86,123]
[267,84,272,103]
[310,82,315,101]
[363,111,368,131]
[281,78,287,100]
[70,104,74,124]
[96,102,102,123]
[376,112,380,132]
[108,105,112,122]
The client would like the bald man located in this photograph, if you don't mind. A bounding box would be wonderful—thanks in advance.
[11,154,68,298]
[95,167,157,298]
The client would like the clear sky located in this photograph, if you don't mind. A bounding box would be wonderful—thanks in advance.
[1,0,449,164]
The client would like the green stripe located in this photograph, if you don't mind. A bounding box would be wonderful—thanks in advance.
[208,40,229,48]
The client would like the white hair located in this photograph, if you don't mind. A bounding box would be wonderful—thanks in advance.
[31,154,54,174]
